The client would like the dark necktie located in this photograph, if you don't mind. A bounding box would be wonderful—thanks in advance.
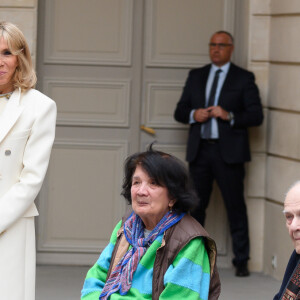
[202,69,222,139]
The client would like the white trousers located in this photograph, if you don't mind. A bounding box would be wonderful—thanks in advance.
[0,217,36,300]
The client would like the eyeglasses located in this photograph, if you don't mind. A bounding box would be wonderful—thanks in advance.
[209,43,233,49]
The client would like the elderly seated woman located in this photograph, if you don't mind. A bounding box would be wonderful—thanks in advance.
[81,145,221,300]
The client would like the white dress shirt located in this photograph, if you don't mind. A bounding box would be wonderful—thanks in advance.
[189,62,231,139]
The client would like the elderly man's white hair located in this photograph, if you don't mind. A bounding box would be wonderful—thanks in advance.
[285,181,300,199]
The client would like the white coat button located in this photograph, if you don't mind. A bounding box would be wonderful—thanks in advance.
[5,150,11,156]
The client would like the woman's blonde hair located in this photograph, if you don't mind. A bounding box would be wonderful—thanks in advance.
[0,21,37,91]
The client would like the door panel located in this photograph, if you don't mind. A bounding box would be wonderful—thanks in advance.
[43,0,133,66]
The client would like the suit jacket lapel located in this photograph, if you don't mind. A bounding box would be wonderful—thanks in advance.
[218,63,236,106]
[0,88,24,144]
[199,65,211,107]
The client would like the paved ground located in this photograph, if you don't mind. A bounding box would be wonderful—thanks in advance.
[218,268,279,299]
[36,265,281,299]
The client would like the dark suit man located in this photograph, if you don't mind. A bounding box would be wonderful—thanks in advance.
[174,31,263,277]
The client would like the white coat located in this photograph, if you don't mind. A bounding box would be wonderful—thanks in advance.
[0,87,56,299]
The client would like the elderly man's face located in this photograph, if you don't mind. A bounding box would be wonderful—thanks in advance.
[284,184,300,254]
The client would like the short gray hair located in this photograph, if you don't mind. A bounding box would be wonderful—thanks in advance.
[214,30,234,44]
[285,180,300,199]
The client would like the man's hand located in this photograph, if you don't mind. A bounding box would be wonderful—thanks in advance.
[207,106,229,121]
[193,108,211,123]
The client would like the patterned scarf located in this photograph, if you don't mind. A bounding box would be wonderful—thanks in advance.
[99,211,184,300]
[280,259,300,300]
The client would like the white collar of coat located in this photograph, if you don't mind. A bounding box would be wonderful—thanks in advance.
[6,87,21,107]
[0,87,24,143]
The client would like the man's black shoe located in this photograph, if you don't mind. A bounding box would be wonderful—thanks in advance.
[235,263,250,277]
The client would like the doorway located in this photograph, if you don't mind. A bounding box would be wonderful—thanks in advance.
[36,0,237,267]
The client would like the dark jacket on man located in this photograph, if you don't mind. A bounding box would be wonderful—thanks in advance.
[273,250,300,300]
[174,63,263,164]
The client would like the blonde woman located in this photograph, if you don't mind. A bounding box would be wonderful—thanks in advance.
[0,21,56,299]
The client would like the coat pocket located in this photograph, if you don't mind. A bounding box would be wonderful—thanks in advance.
[23,203,39,218]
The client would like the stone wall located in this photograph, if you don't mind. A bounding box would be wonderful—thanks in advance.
[249,0,300,280]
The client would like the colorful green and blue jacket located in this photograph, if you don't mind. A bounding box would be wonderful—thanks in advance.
[81,217,212,300]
